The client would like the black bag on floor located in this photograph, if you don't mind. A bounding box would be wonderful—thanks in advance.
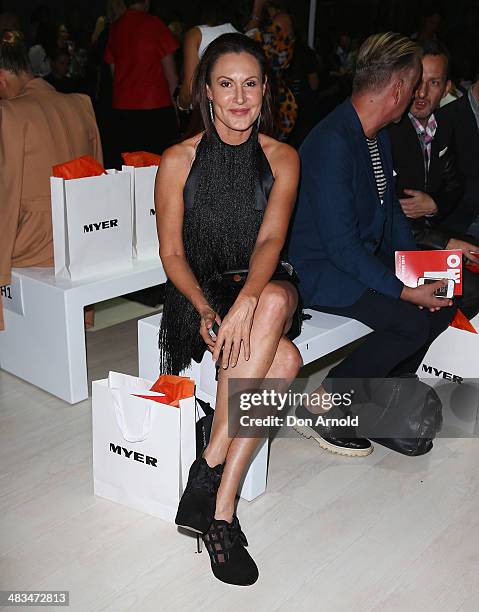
[353,376,443,456]
[195,397,215,457]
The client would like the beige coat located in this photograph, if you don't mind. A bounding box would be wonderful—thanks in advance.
[0,78,103,328]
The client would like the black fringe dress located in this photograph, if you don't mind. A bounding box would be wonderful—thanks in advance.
[159,125,301,375]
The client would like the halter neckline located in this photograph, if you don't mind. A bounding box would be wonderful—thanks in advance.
[209,120,258,149]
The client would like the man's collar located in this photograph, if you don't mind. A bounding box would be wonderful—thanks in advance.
[408,111,437,137]
[348,97,384,140]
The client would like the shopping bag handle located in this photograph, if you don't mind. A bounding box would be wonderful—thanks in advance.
[110,388,152,443]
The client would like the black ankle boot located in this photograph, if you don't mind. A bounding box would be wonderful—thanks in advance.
[202,515,258,586]
[175,457,223,534]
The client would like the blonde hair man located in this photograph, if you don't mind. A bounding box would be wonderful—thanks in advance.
[289,33,456,457]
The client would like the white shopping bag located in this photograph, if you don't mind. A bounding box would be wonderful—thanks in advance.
[417,313,479,436]
[50,171,133,280]
[92,371,196,522]
[122,165,160,260]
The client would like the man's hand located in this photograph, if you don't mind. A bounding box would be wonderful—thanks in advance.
[446,238,479,264]
[401,281,453,312]
[399,189,438,219]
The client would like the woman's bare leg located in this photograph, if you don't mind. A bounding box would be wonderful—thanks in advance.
[213,338,302,521]
[202,282,302,521]
[203,282,298,465]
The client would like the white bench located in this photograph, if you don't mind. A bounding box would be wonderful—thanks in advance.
[138,310,372,501]
[0,260,166,404]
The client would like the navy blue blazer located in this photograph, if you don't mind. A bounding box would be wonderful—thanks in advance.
[289,99,417,308]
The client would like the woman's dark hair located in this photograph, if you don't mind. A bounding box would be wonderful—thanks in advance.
[421,39,451,79]
[191,33,275,139]
[0,30,30,74]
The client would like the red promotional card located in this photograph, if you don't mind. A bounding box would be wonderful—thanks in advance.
[395,249,463,296]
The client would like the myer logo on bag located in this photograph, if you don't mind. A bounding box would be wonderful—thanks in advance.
[109,443,158,466]
[421,364,463,383]
[84,219,119,233]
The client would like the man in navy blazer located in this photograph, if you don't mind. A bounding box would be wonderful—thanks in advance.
[289,33,456,457]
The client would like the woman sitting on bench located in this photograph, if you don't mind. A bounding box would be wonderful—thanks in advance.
[155,34,302,586]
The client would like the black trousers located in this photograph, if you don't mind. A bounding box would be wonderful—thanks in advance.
[112,106,179,305]
[313,290,457,379]
[458,268,479,319]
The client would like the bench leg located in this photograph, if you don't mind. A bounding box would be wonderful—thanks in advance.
[64,293,88,403]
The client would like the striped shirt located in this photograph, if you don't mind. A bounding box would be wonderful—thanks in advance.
[366,137,387,203]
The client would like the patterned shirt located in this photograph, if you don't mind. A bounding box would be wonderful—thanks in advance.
[366,137,387,203]
[408,112,438,171]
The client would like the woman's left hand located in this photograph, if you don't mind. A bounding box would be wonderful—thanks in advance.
[212,295,258,368]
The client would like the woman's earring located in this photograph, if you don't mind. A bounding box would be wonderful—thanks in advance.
[208,99,214,122]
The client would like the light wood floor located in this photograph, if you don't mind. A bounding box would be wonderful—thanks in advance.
[1,316,478,612]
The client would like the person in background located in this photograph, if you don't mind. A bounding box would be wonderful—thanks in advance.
[177,0,238,111]
[411,8,442,45]
[289,33,456,457]
[56,23,70,52]
[439,82,462,108]
[167,10,185,43]
[28,21,54,76]
[55,22,87,85]
[105,0,179,307]
[245,0,297,141]
[91,0,126,48]
[285,36,320,147]
[441,67,479,238]
[0,30,102,330]
[331,33,354,74]
[105,0,180,167]
[90,0,126,169]
[0,13,21,34]
[44,48,77,93]
[389,40,479,319]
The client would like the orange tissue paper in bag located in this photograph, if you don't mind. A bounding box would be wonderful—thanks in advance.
[449,309,478,334]
[148,374,195,407]
[52,155,107,179]
[121,151,162,167]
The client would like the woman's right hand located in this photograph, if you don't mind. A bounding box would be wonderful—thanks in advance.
[199,306,221,352]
